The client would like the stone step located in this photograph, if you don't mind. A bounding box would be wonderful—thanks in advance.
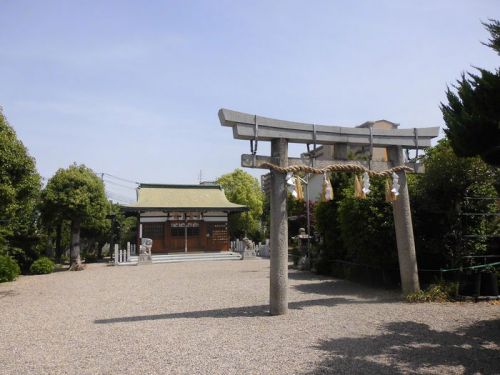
[117,252,242,266]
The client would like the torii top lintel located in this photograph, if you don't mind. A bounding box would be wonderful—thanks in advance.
[219,108,439,149]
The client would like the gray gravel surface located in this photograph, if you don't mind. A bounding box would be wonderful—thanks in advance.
[0,259,499,375]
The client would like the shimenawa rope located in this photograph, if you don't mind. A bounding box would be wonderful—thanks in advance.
[260,162,412,178]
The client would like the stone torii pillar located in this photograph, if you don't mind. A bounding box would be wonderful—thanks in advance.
[389,146,419,294]
[270,138,288,315]
[219,108,439,314]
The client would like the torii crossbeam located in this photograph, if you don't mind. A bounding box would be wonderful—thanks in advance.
[219,108,438,148]
[219,108,440,315]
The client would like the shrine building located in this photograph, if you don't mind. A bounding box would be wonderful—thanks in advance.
[123,183,247,253]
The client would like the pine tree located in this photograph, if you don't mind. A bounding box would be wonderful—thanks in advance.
[441,20,500,167]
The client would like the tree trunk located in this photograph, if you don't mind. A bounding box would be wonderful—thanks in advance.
[55,222,63,262]
[69,218,84,271]
[97,241,103,259]
[45,226,54,258]
[109,216,116,261]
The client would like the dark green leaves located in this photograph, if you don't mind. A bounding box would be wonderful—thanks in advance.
[41,164,108,225]
[217,168,264,239]
[441,20,500,167]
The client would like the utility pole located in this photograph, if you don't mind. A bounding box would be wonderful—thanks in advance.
[106,212,116,262]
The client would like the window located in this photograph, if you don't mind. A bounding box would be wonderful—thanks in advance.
[142,223,164,239]
[170,222,200,237]
[171,227,184,237]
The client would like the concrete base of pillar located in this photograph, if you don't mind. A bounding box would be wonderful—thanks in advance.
[137,253,152,265]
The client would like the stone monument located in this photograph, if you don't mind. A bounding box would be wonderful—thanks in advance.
[138,237,153,265]
[241,237,257,259]
[295,228,310,270]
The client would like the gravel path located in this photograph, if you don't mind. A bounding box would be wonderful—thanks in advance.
[0,259,498,374]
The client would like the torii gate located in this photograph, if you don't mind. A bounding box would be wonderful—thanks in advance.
[219,108,440,315]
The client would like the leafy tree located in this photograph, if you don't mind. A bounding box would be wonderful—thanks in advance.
[287,193,306,237]
[441,20,500,166]
[119,215,138,248]
[80,203,137,260]
[41,164,108,270]
[313,172,354,274]
[0,108,41,270]
[0,254,20,282]
[411,139,498,269]
[80,210,111,259]
[313,140,498,286]
[261,194,271,238]
[337,179,397,270]
[287,193,316,240]
[216,168,264,240]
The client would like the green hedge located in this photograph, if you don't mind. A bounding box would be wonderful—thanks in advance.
[29,257,55,275]
[0,255,21,282]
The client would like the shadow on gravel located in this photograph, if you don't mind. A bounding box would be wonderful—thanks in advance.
[302,319,500,375]
[293,280,398,302]
[94,296,379,324]
[288,270,330,281]
[0,290,18,299]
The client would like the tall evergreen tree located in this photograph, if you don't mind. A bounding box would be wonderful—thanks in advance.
[441,20,500,166]
[411,139,498,268]
[0,109,41,269]
[41,164,108,270]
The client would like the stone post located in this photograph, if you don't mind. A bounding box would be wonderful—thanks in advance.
[114,244,119,265]
[388,146,420,294]
[270,138,288,315]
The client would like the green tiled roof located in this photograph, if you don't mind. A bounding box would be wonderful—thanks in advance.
[124,184,247,212]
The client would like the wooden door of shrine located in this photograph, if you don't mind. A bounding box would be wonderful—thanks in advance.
[167,221,201,252]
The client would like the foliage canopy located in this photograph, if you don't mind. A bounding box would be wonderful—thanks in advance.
[41,164,108,224]
[411,139,498,269]
[29,256,55,274]
[0,109,41,269]
[441,20,500,166]
[41,164,108,269]
[0,254,21,282]
[217,168,263,239]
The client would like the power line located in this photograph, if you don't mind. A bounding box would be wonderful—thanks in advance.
[103,179,138,190]
[100,172,140,185]
[105,190,135,204]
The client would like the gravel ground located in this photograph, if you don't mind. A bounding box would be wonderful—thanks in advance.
[0,259,499,375]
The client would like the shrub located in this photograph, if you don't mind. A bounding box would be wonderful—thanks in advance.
[406,281,458,303]
[337,178,398,270]
[29,257,55,275]
[83,252,98,263]
[411,140,498,270]
[6,246,39,274]
[0,255,21,282]
[312,244,333,275]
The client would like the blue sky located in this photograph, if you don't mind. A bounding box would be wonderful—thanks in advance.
[0,1,498,202]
